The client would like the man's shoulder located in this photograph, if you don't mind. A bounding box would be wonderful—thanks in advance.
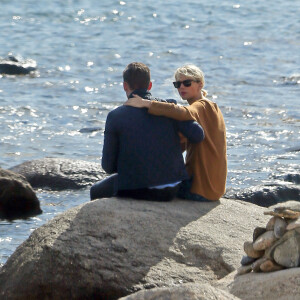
[108,104,128,116]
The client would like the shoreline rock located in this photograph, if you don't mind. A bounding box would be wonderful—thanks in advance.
[9,157,106,191]
[0,168,41,219]
[0,198,268,299]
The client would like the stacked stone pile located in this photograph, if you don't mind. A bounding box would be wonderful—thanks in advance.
[238,206,300,275]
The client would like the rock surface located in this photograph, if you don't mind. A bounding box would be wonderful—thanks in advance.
[119,283,240,300]
[218,268,300,300]
[0,198,268,299]
[0,168,41,219]
[9,157,106,190]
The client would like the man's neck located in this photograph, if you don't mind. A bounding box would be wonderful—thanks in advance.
[127,88,151,99]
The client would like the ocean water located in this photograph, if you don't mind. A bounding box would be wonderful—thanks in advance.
[0,0,299,265]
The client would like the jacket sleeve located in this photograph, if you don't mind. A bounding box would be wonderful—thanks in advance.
[149,100,194,121]
[176,120,205,144]
[149,100,204,143]
[101,112,119,174]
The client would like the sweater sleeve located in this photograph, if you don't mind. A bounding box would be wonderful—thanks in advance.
[148,100,194,121]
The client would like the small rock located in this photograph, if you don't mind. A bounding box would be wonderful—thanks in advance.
[244,241,264,258]
[260,259,284,272]
[241,255,256,266]
[264,207,300,219]
[253,231,277,251]
[274,217,287,238]
[266,216,276,231]
[0,168,42,219]
[286,218,300,230]
[253,227,266,241]
[273,229,300,268]
[237,265,252,276]
[252,257,268,272]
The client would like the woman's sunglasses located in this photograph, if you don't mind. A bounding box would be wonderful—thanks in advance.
[173,79,198,88]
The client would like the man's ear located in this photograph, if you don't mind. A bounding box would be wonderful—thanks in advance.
[123,82,129,92]
[148,81,152,91]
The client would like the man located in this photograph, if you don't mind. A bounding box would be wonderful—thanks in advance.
[90,62,204,201]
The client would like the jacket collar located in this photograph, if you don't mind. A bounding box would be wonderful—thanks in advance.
[128,89,152,100]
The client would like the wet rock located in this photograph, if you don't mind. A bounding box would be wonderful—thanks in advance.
[253,231,277,251]
[243,241,264,258]
[0,55,36,75]
[0,168,41,219]
[283,173,300,184]
[9,157,106,190]
[224,184,300,207]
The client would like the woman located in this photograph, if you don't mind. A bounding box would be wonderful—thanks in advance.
[125,64,227,201]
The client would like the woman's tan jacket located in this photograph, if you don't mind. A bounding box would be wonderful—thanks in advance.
[148,99,227,201]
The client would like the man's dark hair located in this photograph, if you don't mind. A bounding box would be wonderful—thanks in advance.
[123,62,151,90]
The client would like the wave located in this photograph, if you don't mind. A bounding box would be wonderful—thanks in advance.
[277,74,300,86]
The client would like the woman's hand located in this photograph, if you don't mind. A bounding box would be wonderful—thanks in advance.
[124,94,150,108]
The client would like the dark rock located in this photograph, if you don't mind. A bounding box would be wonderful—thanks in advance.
[253,227,266,241]
[240,255,256,266]
[9,157,106,191]
[283,173,300,184]
[79,127,102,133]
[0,55,36,75]
[224,184,300,207]
[0,168,41,219]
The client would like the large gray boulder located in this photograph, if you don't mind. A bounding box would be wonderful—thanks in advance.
[119,283,240,300]
[9,157,106,190]
[218,268,300,300]
[0,168,41,219]
[0,198,268,299]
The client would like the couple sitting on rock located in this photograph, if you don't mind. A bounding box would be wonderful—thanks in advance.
[90,62,227,202]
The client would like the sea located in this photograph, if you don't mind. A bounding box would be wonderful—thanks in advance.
[0,0,299,266]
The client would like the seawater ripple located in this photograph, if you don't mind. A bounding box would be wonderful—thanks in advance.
[0,0,299,265]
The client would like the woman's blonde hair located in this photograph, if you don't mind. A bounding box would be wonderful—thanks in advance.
[174,64,207,96]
